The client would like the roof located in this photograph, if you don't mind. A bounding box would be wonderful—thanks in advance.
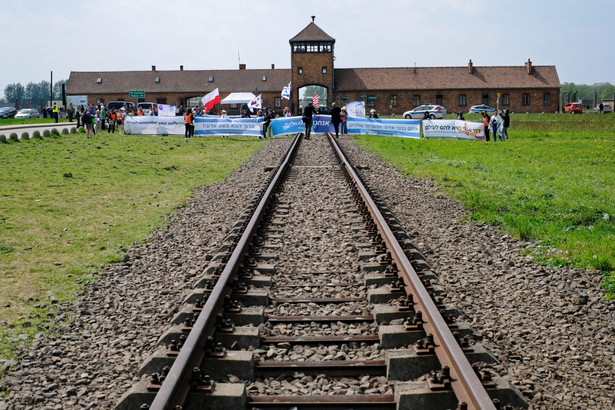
[220,92,255,104]
[334,65,561,91]
[66,69,291,95]
[289,22,335,42]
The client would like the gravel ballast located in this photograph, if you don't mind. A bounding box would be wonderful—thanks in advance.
[1,134,613,410]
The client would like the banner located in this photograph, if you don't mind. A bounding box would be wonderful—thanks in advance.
[422,119,485,140]
[270,115,421,138]
[194,116,263,137]
[281,83,291,100]
[124,116,184,135]
[346,101,365,118]
[157,104,176,117]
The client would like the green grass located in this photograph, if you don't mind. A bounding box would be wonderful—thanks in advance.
[352,113,615,296]
[0,132,265,361]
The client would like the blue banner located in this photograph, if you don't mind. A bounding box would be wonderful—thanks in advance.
[194,117,263,137]
[270,115,420,139]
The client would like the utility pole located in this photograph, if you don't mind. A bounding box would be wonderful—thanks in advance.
[50,71,53,108]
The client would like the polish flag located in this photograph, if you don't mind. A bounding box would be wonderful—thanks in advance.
[202,88,220,112]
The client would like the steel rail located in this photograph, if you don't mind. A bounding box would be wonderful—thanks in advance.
[148,133,302,410]
[328,134,496,410]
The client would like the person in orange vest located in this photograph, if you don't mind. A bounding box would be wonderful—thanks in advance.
[184,108,193,139]
[108,109,117,133]
[116,109,124,134]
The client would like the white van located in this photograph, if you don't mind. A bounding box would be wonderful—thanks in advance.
[137,102,157,115]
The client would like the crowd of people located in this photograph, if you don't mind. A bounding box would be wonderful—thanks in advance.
[480,109,510,142]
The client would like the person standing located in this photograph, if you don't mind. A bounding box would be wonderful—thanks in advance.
[330,103,341,137]
[341,106,348,135]
[184,108,193,139]
[107,109,116,133]
[67,103,75,122]
[491,110,503,142]
[302,102,317,140]
[82,109,93,138]
[52,103,59,123]
[482,111,491,142]
[501,109,510,139]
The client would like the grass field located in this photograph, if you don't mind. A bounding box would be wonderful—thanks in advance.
[353,113,615,295]
[0,131,264,360]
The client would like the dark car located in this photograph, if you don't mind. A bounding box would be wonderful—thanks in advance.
[0,107,17,119]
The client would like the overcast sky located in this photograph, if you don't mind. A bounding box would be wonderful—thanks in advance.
[2,0,614,95]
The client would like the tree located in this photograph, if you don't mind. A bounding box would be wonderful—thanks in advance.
[25,81,50,108]
[4,83,26,107]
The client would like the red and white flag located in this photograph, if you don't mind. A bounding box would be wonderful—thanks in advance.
[312,93,319,107]
[202,88,220,112]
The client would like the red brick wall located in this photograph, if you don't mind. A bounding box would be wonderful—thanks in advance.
[331,88,560,116]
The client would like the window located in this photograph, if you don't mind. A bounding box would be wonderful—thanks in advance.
[413,95,420,107]
[208,76,214,82]
[96,77,102,84]
[154,77,160,83]
[502,94,510,106]
[230,104,238,109]
[367,99,375,107]
[262,75,267,81]
[292,42,332,53]
[459,94,467,106]
[543,93,551,105]
[482,93,489,105]
[522,93,530,106]
[156,98,167,104]
[389,95,398,108]
[298,66,303,75]
[436,94,443,106]
[274,97,281,108]
[322,66,327,74]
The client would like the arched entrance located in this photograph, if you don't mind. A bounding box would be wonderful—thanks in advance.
[298,85,328,110]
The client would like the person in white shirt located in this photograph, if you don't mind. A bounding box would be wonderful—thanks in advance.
[490,110,503,142]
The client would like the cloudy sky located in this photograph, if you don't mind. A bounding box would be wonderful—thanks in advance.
[1,0,614,94]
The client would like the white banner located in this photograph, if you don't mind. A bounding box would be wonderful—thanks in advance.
[124,116,184,135]
[346,101,365,118]
[422,119,485,140]
[157,104,176,117]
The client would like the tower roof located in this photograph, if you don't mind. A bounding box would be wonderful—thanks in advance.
[289,21,335,43]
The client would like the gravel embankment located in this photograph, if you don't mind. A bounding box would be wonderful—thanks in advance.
[0,137,293,410]
[1,134,613,410]
[340,136,615,410]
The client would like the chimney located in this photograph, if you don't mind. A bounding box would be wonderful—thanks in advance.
[468,59,474,74]
[271,64,275,69]
[180,65,184,71]
[525,58,533,74]
[152,65,156,71]
[239,64,246,70]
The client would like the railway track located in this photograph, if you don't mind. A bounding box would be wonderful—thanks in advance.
[116,132,527,410]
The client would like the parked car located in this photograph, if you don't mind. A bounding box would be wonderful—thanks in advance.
[594,103,612,113]
[468,104,496,114]
[403,104,447,119]
[0,107,17,118]
[14,108,42,119]
[137,102,157,115]
[564,102,583,114]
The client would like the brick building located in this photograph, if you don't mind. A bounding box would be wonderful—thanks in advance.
[67,18,560,115]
